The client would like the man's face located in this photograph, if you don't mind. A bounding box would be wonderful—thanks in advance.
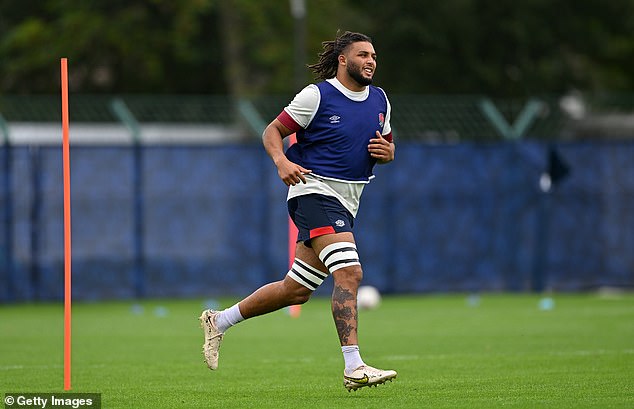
[343,41,377,87]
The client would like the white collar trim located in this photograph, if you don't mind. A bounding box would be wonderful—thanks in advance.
[326,77,369,102]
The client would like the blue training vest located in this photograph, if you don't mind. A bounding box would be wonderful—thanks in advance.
[285,81,388,182]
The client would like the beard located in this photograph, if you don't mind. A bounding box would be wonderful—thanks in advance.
[347,62,373,86]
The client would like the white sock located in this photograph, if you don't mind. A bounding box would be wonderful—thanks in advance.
[215,303,244,333]
[342,345,365,374]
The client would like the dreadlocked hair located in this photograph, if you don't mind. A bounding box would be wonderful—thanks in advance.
[307,31,372,81]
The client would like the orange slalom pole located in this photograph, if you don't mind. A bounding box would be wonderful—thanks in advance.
[61,57,72,390]
[288,133,301,318]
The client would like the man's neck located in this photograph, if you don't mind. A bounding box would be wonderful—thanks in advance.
[335,73,366,92]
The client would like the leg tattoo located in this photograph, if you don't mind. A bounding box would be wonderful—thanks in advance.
[332,284,358,345]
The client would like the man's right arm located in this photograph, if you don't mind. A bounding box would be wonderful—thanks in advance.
[262,119,311,186]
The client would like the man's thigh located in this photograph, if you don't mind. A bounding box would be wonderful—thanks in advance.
[295,240,327,272]
[309,232,356,258]
[293,232,358,273]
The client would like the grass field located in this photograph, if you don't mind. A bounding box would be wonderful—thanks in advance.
[1,293,633,408]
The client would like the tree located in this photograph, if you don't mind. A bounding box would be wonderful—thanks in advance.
[1,0,633,96]
[362,0,634,96]
[0,0,222,93]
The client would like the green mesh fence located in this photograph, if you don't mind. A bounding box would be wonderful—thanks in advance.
[0,93,632,141]
[0,95,116,122]
[120,95,234,123]
[586,93,634,112]
[0,95,234,124]
[391,95,497,141]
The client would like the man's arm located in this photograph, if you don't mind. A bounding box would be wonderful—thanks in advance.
[262,119,312,186]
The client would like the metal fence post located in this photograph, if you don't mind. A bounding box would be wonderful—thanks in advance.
[29,145,42,300]
[237,98,267,137]
[111,98,145,298]
[0,114,14,302]
[479,98,543,140]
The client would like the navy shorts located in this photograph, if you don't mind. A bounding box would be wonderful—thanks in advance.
[287,194,355,247]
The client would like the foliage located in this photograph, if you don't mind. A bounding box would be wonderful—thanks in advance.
[363,0,634,96]
[1,0,633,96]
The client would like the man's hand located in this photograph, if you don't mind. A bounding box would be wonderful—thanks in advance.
[275,157,312,186]
[368,131,395,164]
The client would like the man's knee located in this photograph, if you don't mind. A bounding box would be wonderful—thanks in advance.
[282,275,313,305]
[332,264,363,287]
[293,291,311,305]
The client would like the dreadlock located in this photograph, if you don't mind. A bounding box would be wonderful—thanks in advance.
[307,31,373,81]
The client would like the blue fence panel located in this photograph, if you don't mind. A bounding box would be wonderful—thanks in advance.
[69,147,137,299]
[9,147,39,301]
[141,146,275,298]
[545,142,634,289]
[1,140,633,302]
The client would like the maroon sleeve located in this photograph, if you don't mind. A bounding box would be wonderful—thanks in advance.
[277,110,303,132]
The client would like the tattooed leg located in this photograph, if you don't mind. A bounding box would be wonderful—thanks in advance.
[331,267,362,346]
[310,233,363,346]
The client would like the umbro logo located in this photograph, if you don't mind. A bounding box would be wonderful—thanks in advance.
[335,219,345,227]
[329,115,341,124]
